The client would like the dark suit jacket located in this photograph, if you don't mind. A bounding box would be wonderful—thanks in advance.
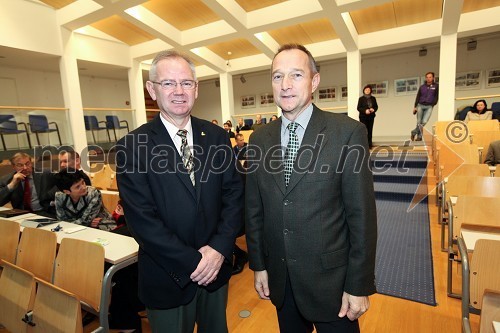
[235,124,250,133]
[245,105,377,322]
[0,170,57,217]
[116,115,244,309]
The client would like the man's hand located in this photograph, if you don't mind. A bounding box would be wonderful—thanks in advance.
[8,172,26,190]
[413,108,417,115]
[254,270,270,300]
[338,292,370,321]
[190,245,224,286]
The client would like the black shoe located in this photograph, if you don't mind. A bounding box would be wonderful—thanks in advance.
[232,251,248,275]
[410,133,415,141]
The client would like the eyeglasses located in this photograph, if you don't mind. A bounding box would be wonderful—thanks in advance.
[151,80,197,90]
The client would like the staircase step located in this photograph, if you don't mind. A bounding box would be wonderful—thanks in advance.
[372,167,427,184]
[374,181,428,203]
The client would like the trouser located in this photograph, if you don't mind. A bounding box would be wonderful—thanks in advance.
[411,104,434,139]
[147,284,229,333]
[359,117,374,147]
[277,275,360,333]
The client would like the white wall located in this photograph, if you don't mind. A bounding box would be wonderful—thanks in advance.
[0,66,132,147]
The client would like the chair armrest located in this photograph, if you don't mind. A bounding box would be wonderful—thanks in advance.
[18,122,29,132]
[120,120,130,131]
[48,121,60,131]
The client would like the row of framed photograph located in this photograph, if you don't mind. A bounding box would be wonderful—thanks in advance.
[240,68,500,108]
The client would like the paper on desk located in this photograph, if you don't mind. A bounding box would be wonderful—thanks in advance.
[93,238,110,246]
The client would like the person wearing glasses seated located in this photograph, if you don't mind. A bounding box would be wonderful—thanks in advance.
[53,168,116,231]
[0,152,57,217]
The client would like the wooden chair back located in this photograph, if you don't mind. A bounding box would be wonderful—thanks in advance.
[469,131,500,162]
[101,191,119,214]
[108,172,118,191]
[0,218,20,265]
[54,238,105,312]
[90,164,115,190]
[0,260,35,333]
[469,239,500,310]
[452,195,500,240]
[239,130,253,143]
[439,163,490,185]
[479,290,500,333]
[16,227,57,282]
[230,137,236,147]
[436,142,479,171]
[30,277,83,333]
[446,176,500,199]
[467,120,499,133]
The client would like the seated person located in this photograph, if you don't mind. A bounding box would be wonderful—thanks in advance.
[235,117,250,133]
[53,168,116,231]
[464,99,492,123]
[54,168,142,331]
[251,114,264,131]
[484,140,500,166]
[223,121,236,138]
[0,152,56,217]
[59,150,91,185]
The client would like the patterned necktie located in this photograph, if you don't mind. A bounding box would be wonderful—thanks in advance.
[23,177,32,211]
[177,129,195,186]
[284,122,299,186]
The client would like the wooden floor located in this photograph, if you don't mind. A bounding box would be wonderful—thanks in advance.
[1,161,480,333]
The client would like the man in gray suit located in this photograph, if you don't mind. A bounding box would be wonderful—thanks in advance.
[246,44,377,333]
[484,139,500,166]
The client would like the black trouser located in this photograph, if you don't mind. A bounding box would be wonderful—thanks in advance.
[277,275,360,333]
[359,117,374,148]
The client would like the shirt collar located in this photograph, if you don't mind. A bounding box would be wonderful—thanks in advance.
[160,115,193,138]
[281,103,314,131]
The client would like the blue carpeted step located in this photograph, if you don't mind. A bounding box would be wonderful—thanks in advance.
[374,181,428,203]
[372,167,426,184]
[370,153,428,169]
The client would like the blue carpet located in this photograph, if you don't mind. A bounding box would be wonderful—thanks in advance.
[372,152,437,306]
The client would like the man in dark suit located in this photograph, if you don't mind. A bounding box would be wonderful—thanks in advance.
[58,151,91,185]
[116,50,244,333]
[0,152,57,217]
[246,44,377,333]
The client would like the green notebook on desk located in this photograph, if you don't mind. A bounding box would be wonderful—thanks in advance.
[0,208,30,218]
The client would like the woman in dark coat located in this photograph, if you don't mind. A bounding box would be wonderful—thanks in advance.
[357,85,378,148]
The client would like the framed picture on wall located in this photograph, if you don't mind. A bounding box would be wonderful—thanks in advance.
[365,81,388,97]
[340,86,348,100]
[259,93,274,107]
[455,71,481,90]
[394,77,420,96]
[316,87,337,102]
[486,69,500,88]
[241,95,256,109]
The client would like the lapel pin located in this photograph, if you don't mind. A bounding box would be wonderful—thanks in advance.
[201,132,206,136]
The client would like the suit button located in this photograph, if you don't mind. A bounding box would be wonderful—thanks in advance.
[283,200,291,206]
[281,258,285,262]
[283,229,288,235]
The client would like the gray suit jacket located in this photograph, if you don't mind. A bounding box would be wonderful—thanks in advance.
[484,139,500,165]
[245,105,377,322]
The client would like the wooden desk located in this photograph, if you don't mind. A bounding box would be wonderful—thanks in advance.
[461,228,500,252]
[2,208,138,332]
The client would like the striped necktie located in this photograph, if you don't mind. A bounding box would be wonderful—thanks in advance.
[284,122,299,186]
[177,129,195,186]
